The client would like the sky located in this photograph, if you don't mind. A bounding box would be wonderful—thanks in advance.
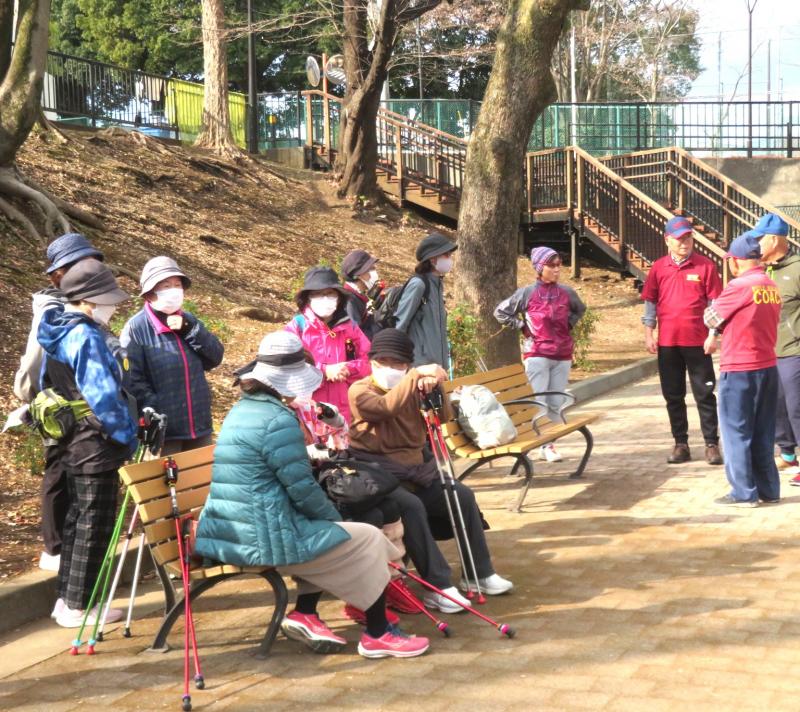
[688,0,800,100]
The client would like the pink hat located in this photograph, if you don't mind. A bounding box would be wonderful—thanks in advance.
[530,246,559,273]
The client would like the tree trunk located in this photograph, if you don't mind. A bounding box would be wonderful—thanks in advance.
[455,0,588,369]
[194,0,243,160]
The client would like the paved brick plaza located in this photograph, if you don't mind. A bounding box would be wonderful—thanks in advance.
[2,371,800,711]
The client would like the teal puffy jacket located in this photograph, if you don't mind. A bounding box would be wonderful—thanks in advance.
[194,392,349,567]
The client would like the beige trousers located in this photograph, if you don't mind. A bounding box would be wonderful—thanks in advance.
[280,522,400,611]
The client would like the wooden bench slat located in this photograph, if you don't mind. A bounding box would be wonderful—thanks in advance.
[441,363,522,391]
[119,445,216,485]
[144,510,204,544]
[129,465,213,502]
[138,486,210,524]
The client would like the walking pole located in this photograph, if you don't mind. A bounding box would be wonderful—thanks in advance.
[421,391,485,603]
[164,457,204,712]
[390,563,515,638]
[123,530,146,638]
[387,579,451,637]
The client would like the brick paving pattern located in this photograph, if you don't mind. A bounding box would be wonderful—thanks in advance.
[2,372,800,711]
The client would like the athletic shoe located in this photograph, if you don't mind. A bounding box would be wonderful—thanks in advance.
[343,604,400,626]
[759,497,780,504]
[540,444,562,462]
[56,604,124,628]
[714,494,758,508]
[461,573,514,596]
[777,455,799,470]
[386,579,422,614]
[280,611,346,654]
[423,586,470,614]
[358,629,430,659]
[790,473,800,487]
[39,551,60,572]
[51,598,66,620]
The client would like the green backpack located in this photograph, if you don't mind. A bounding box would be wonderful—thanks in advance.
[30,388,92,440]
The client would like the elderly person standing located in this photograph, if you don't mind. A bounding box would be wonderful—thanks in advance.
[342,249,381,340]
[394,233,457,369]
[753,213,800,480]
[704,232,782,506]
[641,216,723,465]
[494,246,586,462]
[120,257,224,454]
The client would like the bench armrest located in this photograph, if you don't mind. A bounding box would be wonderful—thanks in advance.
[506,391,577,432]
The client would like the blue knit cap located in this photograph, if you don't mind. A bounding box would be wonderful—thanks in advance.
[46,233,103,274]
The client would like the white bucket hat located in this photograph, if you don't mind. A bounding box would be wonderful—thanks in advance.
[139,256,191,296]
[240,331,323,398]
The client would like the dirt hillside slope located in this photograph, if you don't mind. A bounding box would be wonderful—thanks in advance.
[0,128,642,579]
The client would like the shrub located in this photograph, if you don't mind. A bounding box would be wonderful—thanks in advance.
[572,306,600,371]
[183,298,231,343]
[448,303,484,378]
[9,426,45,477]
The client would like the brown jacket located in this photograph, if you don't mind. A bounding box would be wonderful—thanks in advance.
[348,370,429,466]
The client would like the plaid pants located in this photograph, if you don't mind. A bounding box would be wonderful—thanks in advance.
[57,472,119,610]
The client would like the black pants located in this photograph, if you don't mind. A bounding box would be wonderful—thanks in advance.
[57,471,119,610]
[657,345,719,445]
[352,452,493,588]
[42,444,69,556]
[775,355,800,454]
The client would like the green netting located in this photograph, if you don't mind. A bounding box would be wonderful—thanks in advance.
[381,100,476,139]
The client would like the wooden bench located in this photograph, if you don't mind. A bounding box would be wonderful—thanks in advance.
[440,363,599,512]
[118,444,288,658]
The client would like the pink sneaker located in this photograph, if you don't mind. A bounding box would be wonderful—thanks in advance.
[280,611,347,654]
[343,604,400,626]
[358,629,430,659]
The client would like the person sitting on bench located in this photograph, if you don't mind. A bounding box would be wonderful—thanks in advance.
[194,330,429,659]
[348,328,513,613]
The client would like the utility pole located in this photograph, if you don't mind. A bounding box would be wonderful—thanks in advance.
[767,38,771,101]
[246,0,259,154]
[570,24,578,146]
[746,0,758,157]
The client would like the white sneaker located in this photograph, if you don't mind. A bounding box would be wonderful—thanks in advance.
[423,586,470,614]
[461,573,514,596]
[39,551,61,572]
[55,604,124,628]
[51,598,66,620]
[540,444,562,462]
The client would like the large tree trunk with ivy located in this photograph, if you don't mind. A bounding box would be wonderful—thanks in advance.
[194,0,243,160]
[0,0,93,244]
[455,0,588,369]
[336,0,444,200]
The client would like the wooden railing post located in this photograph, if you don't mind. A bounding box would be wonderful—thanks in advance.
[395,124,404,200]
[527,154,534,218]
[666,149,675,209]
[677,152,686,213]
[565,148,574,209]
[305,93,313,147]
[722,182,732,245]
[576,153,585,217]
[322,96,331,156]
[618,180,627,272]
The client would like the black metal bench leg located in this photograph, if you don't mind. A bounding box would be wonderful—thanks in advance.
[255,569,289,660]
[148,578,219,652]
[569,426,594,479]
[512,455,533,513]
[457,460,484,482]
[150,553,176,616]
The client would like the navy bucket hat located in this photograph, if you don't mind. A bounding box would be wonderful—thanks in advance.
[46,233,103,274]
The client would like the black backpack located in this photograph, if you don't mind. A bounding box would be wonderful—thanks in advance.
[373,276,431,330]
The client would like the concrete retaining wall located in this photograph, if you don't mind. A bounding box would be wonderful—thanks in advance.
[703,157,800,209]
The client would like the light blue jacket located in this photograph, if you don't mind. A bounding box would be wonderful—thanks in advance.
[194,393,349,567]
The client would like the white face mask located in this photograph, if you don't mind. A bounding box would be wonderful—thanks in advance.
[152,287,184,315]
[309,295,339,318]
[362,270,379,290]
[372,365,407,390]
[434,256,453,274]
[91,304,117,326]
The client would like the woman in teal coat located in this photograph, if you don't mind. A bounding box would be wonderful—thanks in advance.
[194,330,429,659]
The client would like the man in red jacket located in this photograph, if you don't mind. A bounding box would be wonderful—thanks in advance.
[704,231,782,506]
[641,216,723,465]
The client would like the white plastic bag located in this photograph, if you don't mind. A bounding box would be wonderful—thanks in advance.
[452,385,517,449]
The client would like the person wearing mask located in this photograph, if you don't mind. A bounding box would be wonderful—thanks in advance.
[13,233,104,572]
[194,331,429,659]
[349,328,513,613]
[286,266,371,423]
[120,257,224,455]
[394,233,457,369]
[342,249,382,340]
[752,213,800,481]
[37,259,138,627]
[641,216,724,465]
[704,232,782,506]
[494,246,586,463]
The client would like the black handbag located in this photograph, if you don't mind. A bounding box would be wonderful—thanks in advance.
[317,459,399,514]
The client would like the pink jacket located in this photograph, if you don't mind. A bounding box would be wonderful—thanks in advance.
[285,308,371,423]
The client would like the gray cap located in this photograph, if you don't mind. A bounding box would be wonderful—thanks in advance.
[139,256,191,296]
[60,259,129,305]
[415,232,457,263]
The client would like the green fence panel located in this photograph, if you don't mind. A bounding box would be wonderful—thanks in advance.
[165,79,247,148]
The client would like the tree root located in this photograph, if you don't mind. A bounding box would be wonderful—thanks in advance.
[35,107,70,145]
[0,195,44,247]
